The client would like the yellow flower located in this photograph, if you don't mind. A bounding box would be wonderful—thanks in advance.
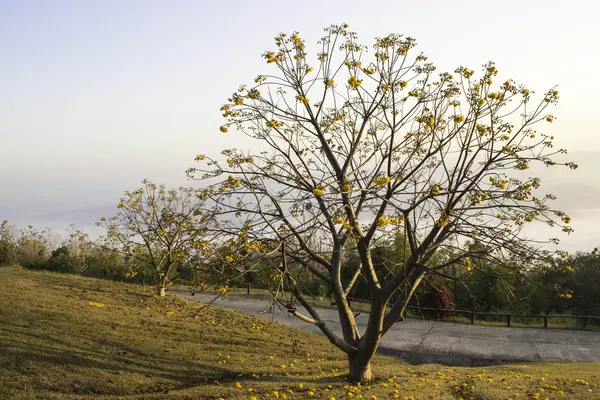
[217,286,228,294]
[377,217,390,227]
[390,216,404,225]
[348,76,363,89]
[375,176,391,186]
[220,126,228,133]
[400,80,408,88]
[225,255,234,263]
[437,216,449,227]
[326,79,334,87]
[312,186,325,196]
[88,301,105,308]
[546,116,553,123]
[266,120,283,128]
[478,98,486,106]
[464,258,472,272]
[427,116,435,129]
[296,95,310,104]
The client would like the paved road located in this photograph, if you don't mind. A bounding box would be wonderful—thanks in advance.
[174,291,600,366]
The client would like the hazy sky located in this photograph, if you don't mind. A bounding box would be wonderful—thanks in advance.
[1,0,599,251]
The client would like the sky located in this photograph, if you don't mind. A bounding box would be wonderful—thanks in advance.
[1,0,599,252]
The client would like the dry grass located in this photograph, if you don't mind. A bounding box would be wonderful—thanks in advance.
[1,266,599,399]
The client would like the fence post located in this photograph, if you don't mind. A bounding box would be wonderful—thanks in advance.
[507,314,511,327]
[544,315,548,329]
[471,297,476,325]
[247,282,251,295]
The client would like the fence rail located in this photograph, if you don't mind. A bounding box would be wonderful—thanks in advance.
[346,297,600,330]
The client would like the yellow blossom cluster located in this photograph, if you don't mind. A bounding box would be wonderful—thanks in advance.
[312,185,325,196]
[375,176,391,187]
[348,76,363,89]
[267,120,284,129]
[296,95,310,104]
[264,51,284,64]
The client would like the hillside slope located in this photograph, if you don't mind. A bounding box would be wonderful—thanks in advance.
[1,267,598,399]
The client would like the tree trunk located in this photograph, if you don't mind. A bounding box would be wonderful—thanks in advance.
[348,355,372,381]
[158,275,168,297]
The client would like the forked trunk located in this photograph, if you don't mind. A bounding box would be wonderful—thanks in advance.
[348,354,372,381]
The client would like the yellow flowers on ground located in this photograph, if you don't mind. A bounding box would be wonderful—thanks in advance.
[88,301,105,307]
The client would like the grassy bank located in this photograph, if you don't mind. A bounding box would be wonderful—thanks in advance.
[1,266,599,399]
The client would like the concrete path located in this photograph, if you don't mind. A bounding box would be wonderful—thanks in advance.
[174,291,600,366]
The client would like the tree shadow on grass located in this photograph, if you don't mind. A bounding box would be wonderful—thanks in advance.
[0,336,236,395]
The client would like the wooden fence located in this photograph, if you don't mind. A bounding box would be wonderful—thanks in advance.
[347,297,600,330]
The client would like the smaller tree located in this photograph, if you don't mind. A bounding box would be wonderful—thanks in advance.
[98,180,214,296]
[0,221,19,266]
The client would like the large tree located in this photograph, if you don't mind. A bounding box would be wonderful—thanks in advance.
[190,24,577,380]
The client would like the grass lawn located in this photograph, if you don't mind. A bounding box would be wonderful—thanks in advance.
[1,267,599,399]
